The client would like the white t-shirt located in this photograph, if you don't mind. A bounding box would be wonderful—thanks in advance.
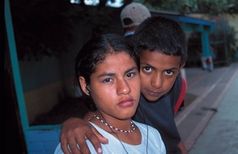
[55,121,166,154]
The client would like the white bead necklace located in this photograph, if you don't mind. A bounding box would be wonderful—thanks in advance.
[94,114,136,133]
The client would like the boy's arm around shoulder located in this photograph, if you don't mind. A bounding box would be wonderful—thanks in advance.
[178,142,188,154]
[60,112,108,154]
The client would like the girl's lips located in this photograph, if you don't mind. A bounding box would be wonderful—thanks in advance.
[118,99,134,108]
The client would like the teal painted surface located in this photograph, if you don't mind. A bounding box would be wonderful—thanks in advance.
[26,129,61,154]
[5,0,29,130]
[201,30,212,57]
[30,124,61,130]
[181,23,205,32]
[5,0,62,153]
[176,16,214,59]
[156,12,215,28]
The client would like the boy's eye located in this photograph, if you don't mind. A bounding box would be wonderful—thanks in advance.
[164,70,174,76]
[142,66,152,73]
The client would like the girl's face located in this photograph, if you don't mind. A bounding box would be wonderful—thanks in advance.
[82,52,140,121]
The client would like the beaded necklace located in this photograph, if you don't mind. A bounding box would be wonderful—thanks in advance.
[93,113,149,154]
[93,114,136,133]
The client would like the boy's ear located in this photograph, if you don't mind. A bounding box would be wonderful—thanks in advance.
[79,76,90,96]
[180,62,185,68]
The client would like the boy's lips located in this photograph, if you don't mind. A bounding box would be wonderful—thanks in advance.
[145,89,164,97]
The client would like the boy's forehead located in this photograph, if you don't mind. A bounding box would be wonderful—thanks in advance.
[139,50,182,67]
[139,50,162,59]
[139,50,180,59]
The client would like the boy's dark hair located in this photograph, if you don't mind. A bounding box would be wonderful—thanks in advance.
[133,16,187,64]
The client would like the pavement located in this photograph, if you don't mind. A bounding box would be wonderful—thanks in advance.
[175,62,238,154]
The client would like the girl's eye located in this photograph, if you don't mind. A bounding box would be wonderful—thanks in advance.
[126,71,137,78]
[164,70,174,76]
[102,78,112,83]
[142,66,152,73]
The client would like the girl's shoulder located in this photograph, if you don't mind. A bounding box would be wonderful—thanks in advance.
[133,121,158,132]
[134,121,163,141]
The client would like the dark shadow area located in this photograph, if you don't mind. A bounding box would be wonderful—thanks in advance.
[32,97,90,125]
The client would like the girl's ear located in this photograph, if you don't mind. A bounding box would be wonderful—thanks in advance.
[79,76,90,96]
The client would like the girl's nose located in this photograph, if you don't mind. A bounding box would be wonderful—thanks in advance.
[117,79,131,94]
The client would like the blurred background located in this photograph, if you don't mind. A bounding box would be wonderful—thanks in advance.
[4,0,238,153]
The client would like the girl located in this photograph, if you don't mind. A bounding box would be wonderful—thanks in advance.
[55,34,165,154]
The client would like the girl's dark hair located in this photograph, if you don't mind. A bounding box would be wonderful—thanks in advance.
[75,33,138,85]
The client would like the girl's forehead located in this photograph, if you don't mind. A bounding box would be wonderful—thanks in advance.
[94,52,136,71]
[102,51,132,61]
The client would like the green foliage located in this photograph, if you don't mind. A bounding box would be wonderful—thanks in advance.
[142,0,238,14]
[210,16,237,63]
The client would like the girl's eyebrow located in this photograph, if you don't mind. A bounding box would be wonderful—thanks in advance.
[125,66,138,74]
[97,72,115,78]
[97,66,138,78]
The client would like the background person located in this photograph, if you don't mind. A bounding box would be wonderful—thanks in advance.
[120,2,151,37]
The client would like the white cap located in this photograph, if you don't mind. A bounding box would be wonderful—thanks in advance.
[120,2,151,28]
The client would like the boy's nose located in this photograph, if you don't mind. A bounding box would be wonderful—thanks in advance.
[151,74,162,89]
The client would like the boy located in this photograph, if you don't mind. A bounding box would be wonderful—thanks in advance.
[61,16,187,154]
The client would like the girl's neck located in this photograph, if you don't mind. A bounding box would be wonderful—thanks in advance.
[91,111,141,145]
[92,111,132,131]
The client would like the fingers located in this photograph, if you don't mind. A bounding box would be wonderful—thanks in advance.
[61,132,81,154]
[61,132,73,154]
[85,126,108,154]
[61,139,71,154]
[59,117,107,154]
[68,139,81,154]
[76,138,90,154]
[60,118,89,154]
[60,124,82,154]
[91,126,108,144]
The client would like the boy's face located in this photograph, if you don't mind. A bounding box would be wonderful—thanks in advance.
[139,50,182,102]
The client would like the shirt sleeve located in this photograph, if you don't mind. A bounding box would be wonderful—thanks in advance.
[169,74,183,108]
[54,143,64,154]
[148,125,166,154]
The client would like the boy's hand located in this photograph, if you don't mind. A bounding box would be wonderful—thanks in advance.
[60,117,108,154]
[178,142,188,154]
